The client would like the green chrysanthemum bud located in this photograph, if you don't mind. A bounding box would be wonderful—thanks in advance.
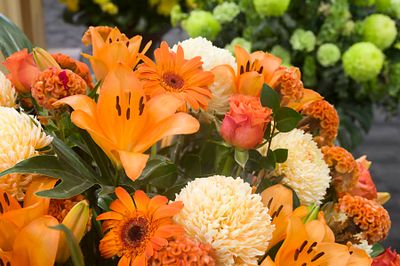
[182,10,221,41]
[170,5,188,27]
[253,0,291,17]
[362,14,398,50]
[317,43,341,67]
[213,2,240,24]
[376,0,400,19]
[351,0,375,6]
[225,37,252,53]
[342,42,384,82]
[290,29,316,52]
[270,45,291,65]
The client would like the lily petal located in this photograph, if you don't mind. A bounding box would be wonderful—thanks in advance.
[117,151,149,181]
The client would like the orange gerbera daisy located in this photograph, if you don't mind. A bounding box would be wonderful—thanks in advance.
[97,187,184,266]
[137,41,214,111]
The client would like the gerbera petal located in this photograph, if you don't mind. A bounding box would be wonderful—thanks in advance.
[152,201,184,221]
[96,211,124,221]
[132,253,146,266]
[134,190,150,214]
[145,242,154,257]
[154,224,184,239]
[117,151,149,181]
[148,195,168,214]
[117,254,131,266]
[151,236,168,250]
[110,199,127,214]
[12,216,60,266]
[114,187,135,211]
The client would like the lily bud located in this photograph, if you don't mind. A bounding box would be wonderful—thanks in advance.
[56,200,90,263]
[377,192,391,205]
[33,47,61,71]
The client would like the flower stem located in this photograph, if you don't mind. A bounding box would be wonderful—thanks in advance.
[151,144,157,158]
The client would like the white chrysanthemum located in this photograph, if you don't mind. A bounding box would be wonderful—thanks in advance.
[353,236,373,257]
[174,175,274,266]
[173,37,237,114]
[0,107,53,199]
[259,129,331,205]
[0,71,17,107]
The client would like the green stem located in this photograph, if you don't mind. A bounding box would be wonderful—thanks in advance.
[151,144,157,158]
[221,156,234,176]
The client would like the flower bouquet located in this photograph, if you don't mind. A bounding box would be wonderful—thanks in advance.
[172,0,400,149]
[0,20,398,265]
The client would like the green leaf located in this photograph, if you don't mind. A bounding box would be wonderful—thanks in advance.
[264,240,284,262]
[51,224,85,266]
[274,148,288,163]
[234,148,249,168]
[256,178,274,194]
[260,149,276,170]
[263,122,272,139]
[370,243,385,258]
[0,14,33,57]
[260,84,280,112]
[274,107,302,132]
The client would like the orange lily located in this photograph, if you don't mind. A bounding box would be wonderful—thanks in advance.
[234,45,282,96]
[55,64,200,181]
[261,184,294,249]
[82,26,151,81]
[0,176,90,265]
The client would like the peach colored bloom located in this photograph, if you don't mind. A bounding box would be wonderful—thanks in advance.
[372,248,400,266]
[220,94,272,149]
[269,66,304,106]
[348,156,377,200]
[2,49,40,93]
[31,68,87,110]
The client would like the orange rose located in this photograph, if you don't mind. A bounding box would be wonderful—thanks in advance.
[220,94,272,149]
[348,156,378,200]
[2,49,40,93]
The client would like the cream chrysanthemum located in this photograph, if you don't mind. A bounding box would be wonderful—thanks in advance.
[259,129,331,205]
[172,37,237,114]
[174,175,274,266]
[0,107,53,199]
[0,71,17,107]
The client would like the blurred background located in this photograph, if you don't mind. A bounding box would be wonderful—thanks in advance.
[0,0,399,247]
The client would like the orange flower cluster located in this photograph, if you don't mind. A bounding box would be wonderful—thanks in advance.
[338,194,391,244]
[48,194,86,222]
[270,66,304,106]
[322,146,359,196]
[301,99,339,147]
[149,236,216,266]
[52,53,94,89]
[32,68,87,109]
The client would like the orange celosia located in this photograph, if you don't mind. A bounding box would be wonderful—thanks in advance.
[97,187,184,266]
[262,216,371,266]
[55,64,200,181]
[337,194,391,244]
[82,26,151,81]
[32,67,87,109]
[52,53,94,89]
[300,99,340,147]
[137,42,214,111]
[149,236,216,265]
[269,66,305,106]
[322,146,359,197]
[234,45,282,96]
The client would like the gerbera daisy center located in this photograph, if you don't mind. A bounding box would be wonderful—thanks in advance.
[162,72,185,91]
[121,217,150,247]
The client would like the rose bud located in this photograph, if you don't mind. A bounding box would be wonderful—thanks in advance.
[347,156,378,200]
